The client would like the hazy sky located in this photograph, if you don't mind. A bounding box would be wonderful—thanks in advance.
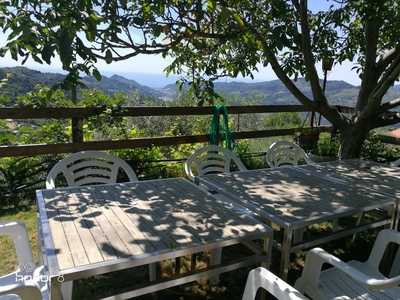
[0,1,361,86]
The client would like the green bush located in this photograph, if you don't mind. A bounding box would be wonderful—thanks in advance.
[313,133,339,157]
[361,133,400,163]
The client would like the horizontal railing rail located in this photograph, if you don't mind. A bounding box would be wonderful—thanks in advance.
[0,104,354,157]
[0,126,332,157]
[0,104,355,119]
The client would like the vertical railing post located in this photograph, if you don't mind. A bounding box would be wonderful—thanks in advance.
[70,86,84,143]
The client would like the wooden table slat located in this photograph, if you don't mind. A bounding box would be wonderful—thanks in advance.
[199,166,395,226]
[71,191,119,262]
[78,189,135,259]
[45,203,75,270]
[296,160,400,198]
[66,194,104,264]
[40,178,268,273]
[50,194,90,267]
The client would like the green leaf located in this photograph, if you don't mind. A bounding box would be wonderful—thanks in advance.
[41,44,52,64]
[105,49,112,64]
[9,44,17,60]
[92,68,102,81]
[58,29,73,68]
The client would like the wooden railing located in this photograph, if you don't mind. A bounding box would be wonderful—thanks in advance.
[0,105,354,158]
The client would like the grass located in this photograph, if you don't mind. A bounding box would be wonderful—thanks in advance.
[0,205,385,299]
[0,205,39,275]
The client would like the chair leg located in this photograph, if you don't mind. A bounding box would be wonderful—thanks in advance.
[209,248,222,285]
[61,281,73,300]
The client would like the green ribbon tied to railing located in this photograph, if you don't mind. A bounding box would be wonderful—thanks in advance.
[208,104,234,150]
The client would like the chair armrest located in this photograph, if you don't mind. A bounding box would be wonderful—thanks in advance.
[298,248,400,291]
[242,267,309,300]
[0,221,33,268]
[0,281,42,300]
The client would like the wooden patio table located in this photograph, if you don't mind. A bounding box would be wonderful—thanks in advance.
[36,177,272,300]
[197,159,400,280]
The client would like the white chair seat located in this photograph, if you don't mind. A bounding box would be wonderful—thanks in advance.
[318,261,400,300]
[296,230,400,300]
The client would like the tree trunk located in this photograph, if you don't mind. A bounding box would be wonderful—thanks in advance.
[338,124,369,159]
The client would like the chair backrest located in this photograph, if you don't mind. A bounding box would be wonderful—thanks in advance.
[266,141,310,168]
[242,267,309,300]
[185,144,247,180]
[46,151,138,189]
[367,229,400,275]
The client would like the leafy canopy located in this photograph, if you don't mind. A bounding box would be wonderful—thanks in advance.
[2,1,400,104]
[2,1,400,135]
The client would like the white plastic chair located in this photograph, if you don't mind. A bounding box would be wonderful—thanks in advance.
[295,229,400,300]
[266,141,311,168]
[242,267,309,300]
[46,151,138,189]
[0,221,48,300]
[184,144,247,181]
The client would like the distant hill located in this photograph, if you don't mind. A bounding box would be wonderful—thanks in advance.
[162,79,400,107]
[0,67,162,101]
[2,66,400,107]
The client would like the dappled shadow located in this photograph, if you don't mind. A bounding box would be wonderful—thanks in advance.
[40,178,267,271]
[201,160,398,226]
[296,159,400,199]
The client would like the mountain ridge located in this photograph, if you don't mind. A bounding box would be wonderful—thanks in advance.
[1,66,400,107]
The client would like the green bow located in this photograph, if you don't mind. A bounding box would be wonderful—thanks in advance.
[209,104,234,150]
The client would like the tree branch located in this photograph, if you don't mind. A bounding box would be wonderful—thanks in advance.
[356,5,379,112]
[372,62,400,101]
[296,0,328,104]
[265,50,347,129]
[264,51,315,110]
[376,47,400,74]
[361,57,400,119]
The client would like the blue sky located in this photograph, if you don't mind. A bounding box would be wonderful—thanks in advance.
[0,0,361,87]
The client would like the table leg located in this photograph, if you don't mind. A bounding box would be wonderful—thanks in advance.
[262,237,272,269]
[37,220,44,265]
[280,228,293,280]
[209,248,222,285]
[61,281,73,300]
[50,277,63,300]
